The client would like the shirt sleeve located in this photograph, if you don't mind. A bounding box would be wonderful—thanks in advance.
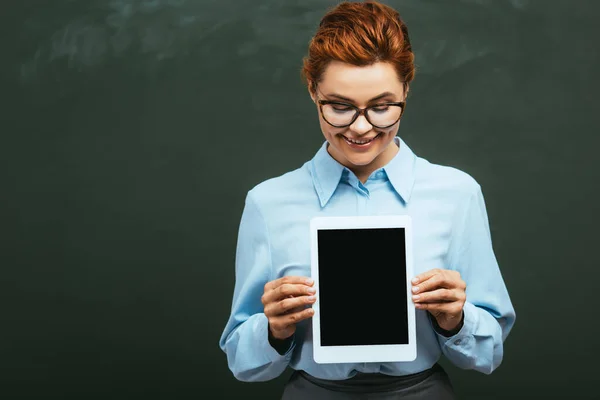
[434,184,516,374]
[219,191,295,382]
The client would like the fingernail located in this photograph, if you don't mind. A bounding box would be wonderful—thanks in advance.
[307,296,316,301]
[307,287,316,294]
[412,277,419,283]
[412,294,420,300]
[412,286,419,293]
[306,278,314,285]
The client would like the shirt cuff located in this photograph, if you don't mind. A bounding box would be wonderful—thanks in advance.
[257,313,296,362]
[433,301,478,349]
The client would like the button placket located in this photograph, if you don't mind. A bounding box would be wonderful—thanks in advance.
[357,189,368,214]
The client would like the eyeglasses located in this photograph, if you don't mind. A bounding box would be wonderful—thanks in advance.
[317,98,406,129]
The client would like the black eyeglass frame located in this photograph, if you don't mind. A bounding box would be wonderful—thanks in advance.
[317,99,406,129]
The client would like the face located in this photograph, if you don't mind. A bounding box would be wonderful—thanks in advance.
[309,61,407,178]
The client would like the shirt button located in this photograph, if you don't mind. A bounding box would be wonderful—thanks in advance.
[454,339,462,345]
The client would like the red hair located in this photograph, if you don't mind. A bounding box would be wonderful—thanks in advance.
[301,0,415,95]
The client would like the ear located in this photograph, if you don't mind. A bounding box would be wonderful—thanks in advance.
[307,80,317,103]
[403,83,410,100]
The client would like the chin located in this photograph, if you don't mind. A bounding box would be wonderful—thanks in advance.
[326,132,394,166]
[343,152,380,167]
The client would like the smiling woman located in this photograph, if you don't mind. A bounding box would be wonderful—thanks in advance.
[219,1,515,399]
[300,0,415,183]
[308,61,407,182]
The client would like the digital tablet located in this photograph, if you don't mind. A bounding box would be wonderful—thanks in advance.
[309,215,416,364]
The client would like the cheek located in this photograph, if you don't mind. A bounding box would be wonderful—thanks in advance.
[378,125,400,141]
[320,122,344,138]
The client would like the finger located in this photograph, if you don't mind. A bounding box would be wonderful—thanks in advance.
[456,274,466,290]
[284,307,315,325]
[413,270,464,294]
[264,276,313,293]
[414,301,463,315]
[286,293,311,313]
[412,274,447,294]
[412,288,464,303]
[265,294,316,317]
[262,282,316,305]
[411,268,442,285]
[268,308,315,334]
[287,305,305,314]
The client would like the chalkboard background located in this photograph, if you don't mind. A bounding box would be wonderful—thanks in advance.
[2,0,599,399]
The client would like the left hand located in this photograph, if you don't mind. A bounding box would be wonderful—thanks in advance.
[411,268,466,332]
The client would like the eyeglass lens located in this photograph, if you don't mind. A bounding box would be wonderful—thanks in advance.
[321,103,402,127]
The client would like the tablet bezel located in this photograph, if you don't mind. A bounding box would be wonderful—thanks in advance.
[309,215,417,364]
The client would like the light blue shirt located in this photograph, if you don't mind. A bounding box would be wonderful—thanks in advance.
[219,136,516,382]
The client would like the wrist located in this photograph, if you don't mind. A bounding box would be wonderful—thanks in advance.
[268,326,294,355]
[432,312,464,337]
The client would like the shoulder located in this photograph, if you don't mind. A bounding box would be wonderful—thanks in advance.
[414,156,481,201]
[246,161,314,209]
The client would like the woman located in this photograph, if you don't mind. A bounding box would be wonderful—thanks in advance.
[219,1,516,398]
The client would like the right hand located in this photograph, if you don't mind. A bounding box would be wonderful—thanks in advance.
[262,276,317,340]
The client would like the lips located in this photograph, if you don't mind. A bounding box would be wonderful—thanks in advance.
[343,133,381,145]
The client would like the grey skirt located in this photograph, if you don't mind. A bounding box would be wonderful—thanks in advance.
[281,364,455,400]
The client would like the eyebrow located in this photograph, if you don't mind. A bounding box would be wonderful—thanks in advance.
[325,91,397,103]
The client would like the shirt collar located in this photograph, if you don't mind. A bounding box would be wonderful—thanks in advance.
[310,136,416,207]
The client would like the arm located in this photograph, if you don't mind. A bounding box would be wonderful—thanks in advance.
[435,184,516,374]
[218,191,295,382]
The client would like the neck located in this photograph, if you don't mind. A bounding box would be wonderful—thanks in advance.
[347,139,400,184]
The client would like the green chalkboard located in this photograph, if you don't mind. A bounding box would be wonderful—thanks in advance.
[2,0,599,399]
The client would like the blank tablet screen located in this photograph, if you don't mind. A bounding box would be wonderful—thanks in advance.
[317,227,408,346]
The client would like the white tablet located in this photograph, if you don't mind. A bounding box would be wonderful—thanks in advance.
[310,215,416,364]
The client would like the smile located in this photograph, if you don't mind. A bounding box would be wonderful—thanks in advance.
[343,133,381,146]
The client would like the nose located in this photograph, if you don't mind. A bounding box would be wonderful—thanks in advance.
[349,113,372,135]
